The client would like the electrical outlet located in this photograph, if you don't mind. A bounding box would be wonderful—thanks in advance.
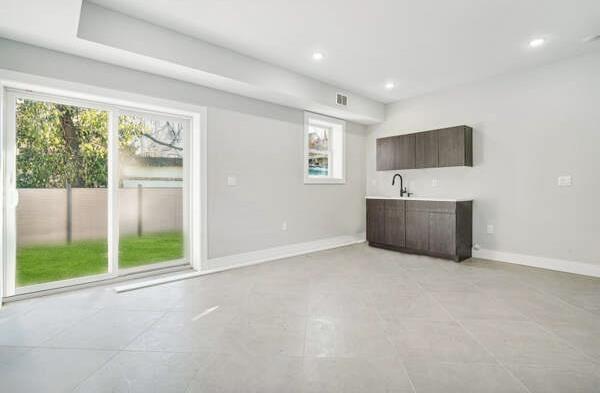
[227,175,237,186]
[557,175,572,187]
[281,221,287,231]
[487,224,494,234]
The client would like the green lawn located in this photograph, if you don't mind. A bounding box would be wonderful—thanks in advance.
[17,232,183,287]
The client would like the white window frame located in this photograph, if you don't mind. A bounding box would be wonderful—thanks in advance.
[303,112,346,184]
[0,71,207,299]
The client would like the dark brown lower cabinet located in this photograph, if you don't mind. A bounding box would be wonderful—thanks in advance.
[405,210,428,251]
[428,212,456,255]
[366,199,405,247]
[384,200,405,248]
[366,199,385,244]
[367,198,472,261]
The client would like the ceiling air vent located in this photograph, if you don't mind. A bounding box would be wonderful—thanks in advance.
[336,93,348,106]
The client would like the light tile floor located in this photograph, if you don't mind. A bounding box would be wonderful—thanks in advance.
[1,243,600,392]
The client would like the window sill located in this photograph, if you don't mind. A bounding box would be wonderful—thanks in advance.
[304,177,346,185]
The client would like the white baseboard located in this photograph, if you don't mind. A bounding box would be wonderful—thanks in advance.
[204,234,366,271]
[115,234,366,292]
[473,248,600,278]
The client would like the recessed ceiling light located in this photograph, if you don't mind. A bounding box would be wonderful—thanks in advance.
[385,82,395,90]
[529,38,546,48]
[312,52,324,61]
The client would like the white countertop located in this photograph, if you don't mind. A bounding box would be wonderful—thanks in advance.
[366,196,473,202]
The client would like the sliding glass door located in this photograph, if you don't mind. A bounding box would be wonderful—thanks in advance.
[117,112,187,271]
[7,95,110,290]
[3,90,190,295]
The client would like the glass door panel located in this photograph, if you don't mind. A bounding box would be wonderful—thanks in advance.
[14,98,109,287]
[118,113,186,270]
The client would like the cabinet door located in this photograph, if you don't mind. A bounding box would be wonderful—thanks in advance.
[405,209,429,251]
[384,200,405,247]
[428,212,456,255]
[366,199,385,244]
[438,126,472,167]
[376,137,397,171]
[396,134,416,169]
[415,131,438,168]
[376,134,416,170]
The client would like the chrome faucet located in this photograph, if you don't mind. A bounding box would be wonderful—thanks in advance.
[392,174,411,197]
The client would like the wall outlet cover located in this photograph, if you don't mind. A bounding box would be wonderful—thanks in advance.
[486,224,494,234]
[281,221,287,231]
[227,175,237,186]
[557,175,572,187]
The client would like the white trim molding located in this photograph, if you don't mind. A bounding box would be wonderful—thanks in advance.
[473,248,600,278]
[115,234,366,292]
[204,234,364,271]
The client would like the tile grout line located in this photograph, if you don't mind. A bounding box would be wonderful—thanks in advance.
[375,268,455,393]
[67,349,121,393]
[35,306,105,349]
[416,278,534,393]
[523,317,600,367]
[445,267,547,392]
[369,284,421,393]
[68,309,169,392]
[470,275,600,367]
[476,264,600,318]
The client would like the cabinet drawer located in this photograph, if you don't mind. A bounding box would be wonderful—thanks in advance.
[405,200,456,214]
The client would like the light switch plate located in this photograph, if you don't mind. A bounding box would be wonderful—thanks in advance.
[557,175,572,187]
[487,224,494,234]
[227,175,237,186]
[431,178,439,187]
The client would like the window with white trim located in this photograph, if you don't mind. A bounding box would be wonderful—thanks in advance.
[304,113,345,184]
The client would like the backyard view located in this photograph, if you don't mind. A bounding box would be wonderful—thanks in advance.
[17,233,183,286]
[307,125,330,176]
[15,98,185,287]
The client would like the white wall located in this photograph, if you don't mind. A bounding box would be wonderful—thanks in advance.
[208,108,365,257]
[0,38,366,259]
[367,52,600,266]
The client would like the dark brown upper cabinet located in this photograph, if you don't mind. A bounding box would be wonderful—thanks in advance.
[376,134,415,170]
[376,125,472,170]
[437,126,473,167]
[376,136,396,171]
[415,131,438,168]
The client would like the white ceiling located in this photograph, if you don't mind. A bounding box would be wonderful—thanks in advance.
[1,0,599,106]
[90,0,600,102]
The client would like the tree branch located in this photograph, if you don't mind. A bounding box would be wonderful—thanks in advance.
[141,132,183,151]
